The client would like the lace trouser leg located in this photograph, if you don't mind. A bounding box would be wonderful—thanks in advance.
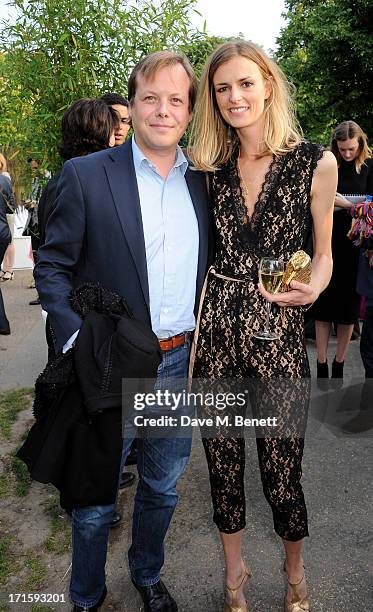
[256,435,308,541]
[202,435,246,533]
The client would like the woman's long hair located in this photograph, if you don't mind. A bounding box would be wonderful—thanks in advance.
[331,121,371,173]
[188,40,302,171]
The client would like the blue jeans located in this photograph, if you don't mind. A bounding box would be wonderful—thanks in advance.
[70,338,192,608]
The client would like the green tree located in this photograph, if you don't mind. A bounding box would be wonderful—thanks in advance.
[276,0,373,144]
[0,0,216,170]
[183,30,225,77]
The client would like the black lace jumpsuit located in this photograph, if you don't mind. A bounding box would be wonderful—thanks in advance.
[193,141,324,541]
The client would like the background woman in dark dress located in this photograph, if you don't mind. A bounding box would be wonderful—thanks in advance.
[313,121,373,380]
[0,153,15,282]
[0,179,12,334]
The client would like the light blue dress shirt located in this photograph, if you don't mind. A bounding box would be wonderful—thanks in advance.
[132,137,199,339]
[62,138,199,353]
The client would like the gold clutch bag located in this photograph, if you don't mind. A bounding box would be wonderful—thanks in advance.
[280,250,312,292]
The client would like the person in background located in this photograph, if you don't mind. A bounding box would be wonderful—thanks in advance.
[26,157,49,305]
[0,184,12,334]
[0,153,12,182]
[344,218,373,433]
[100,92,131,145]
[0,153,15,282]
[312,121,373,381]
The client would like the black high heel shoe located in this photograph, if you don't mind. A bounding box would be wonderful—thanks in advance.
[316,360,328,378]
[331,357,344,378]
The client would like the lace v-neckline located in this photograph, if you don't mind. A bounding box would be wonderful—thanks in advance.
[213,140,323,253]
[232,151,284,230]
[237,155,277,223]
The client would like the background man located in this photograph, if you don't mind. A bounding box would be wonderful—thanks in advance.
[35,51,210,612]
[0,179,12,334]
[100,92,131,145]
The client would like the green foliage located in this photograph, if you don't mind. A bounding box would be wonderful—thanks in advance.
[23,553,47,591]
[0,389,33,498]
[0,534,47,593]
[0,449,32,498]
[10,453,32,496]
[0,0,219,171]
[276,0,373,144]
[182,31,226,78]
[42,492,71,554]
[0,534,19,587]
[0,387,33,440]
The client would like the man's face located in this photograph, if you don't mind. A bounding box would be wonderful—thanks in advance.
[31,160,39,170]
[111,103,130,146]
[129,63,192,157]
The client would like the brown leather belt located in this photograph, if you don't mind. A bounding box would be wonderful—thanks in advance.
[159,332,190,352]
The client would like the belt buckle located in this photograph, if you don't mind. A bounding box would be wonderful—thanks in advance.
[159,333,186,352]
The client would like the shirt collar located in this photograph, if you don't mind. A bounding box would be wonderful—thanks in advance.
[131,135,188,176]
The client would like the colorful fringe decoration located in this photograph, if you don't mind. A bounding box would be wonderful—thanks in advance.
[347,195,373,266]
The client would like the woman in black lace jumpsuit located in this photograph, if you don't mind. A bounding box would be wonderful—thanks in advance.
[189,41,337,612]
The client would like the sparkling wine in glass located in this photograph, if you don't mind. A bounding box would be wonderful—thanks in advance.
[254,257,284,341]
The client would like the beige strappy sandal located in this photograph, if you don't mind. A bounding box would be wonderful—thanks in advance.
[223,564,251,612]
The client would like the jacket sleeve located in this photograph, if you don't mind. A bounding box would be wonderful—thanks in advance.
[34,161,84,352]
[0,190,11,243]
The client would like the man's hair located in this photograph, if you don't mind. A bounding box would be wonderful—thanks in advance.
[58,98,119,161]
[127,50,197,112]
[100,92,129,107]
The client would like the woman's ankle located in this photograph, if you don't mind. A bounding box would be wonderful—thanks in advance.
[226,558,246,584]
[285,557,305,582]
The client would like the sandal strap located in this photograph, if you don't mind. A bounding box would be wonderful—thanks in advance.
[226,565,251,603]
[287,573,305,588]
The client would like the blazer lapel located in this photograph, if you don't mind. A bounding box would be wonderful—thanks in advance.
[103,142,150,308]
[185,167,209,307]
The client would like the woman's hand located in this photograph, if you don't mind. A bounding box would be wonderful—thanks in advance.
[258,280,318,307]
[334,193,351,209]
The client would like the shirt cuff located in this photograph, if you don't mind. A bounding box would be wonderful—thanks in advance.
[62,329,80,354]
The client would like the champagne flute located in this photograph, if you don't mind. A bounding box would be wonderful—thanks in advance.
[254,257,284,341]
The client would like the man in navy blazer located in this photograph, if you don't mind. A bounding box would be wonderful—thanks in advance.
[35,51,210,612]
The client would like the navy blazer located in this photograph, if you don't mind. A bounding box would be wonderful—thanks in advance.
[35,140,211,352]
[0,175,13,243]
